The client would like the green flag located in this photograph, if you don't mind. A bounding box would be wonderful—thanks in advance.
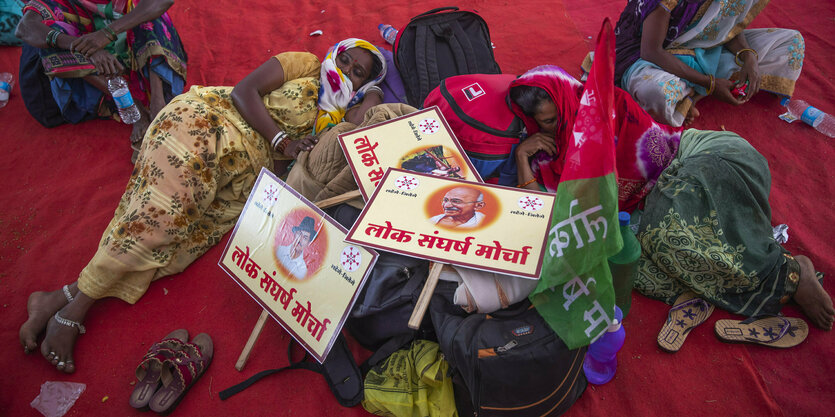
[529,19,623,349]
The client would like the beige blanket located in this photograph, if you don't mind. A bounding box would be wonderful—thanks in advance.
[286,103,418,208]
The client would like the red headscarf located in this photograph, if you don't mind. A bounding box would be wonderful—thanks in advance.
[509,65,683,212]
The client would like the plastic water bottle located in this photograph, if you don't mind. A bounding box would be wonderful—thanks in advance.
[378,24,398,45]
[583,306,625,385]
[780,98,835,138]
[609,212,641,317]
[107,76,141,124]
[0,72,13,109]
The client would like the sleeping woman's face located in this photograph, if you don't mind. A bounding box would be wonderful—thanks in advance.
[533,99,560,137]
[336,47,374,91]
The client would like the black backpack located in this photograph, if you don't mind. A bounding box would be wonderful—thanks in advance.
[430,280,588,417]
[394,6,501,108]
[324,204,433,351]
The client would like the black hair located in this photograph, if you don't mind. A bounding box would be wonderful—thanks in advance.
[366,53,384,85]
[509,85,551,117]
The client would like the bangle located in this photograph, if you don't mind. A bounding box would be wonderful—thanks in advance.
[102,26,117,41]
[734,48,758,67]
[46,29,61,48]
[517,177,537,188]
[705,74,715,96]
[271,130,288,151]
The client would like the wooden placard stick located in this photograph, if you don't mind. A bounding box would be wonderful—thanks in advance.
[407,262,444,329]
[234,189,362,371]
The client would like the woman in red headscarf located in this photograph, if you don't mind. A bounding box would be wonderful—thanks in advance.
[506,65,682,213]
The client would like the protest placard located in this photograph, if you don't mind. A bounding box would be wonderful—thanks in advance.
[339,106,481,200]
[219,168,377,362]
[346,169,555,279]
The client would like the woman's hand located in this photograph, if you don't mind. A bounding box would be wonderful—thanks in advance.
[70,30,112,56]
[731,61,760,102]
[88,50,124,76]
[283,135,319,159]
[515,133,557,161]
[711,77,742,105]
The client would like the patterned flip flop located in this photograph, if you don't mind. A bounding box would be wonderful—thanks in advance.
[714,316,808,348]
[657,292,715,353]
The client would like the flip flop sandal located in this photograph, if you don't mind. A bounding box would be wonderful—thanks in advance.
[129,329,189,410]
[149,333,214,415]
[657,292,715,353]
[714,316,808,348]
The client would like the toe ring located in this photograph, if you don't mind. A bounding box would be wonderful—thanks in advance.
[57,361,65,367]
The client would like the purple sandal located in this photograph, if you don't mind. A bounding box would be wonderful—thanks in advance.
[149,333,214,415]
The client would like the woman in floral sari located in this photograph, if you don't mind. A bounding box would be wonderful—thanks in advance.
[18,38,387,374]
[505,66,833,333]
[16,0,188,151]
[613,0,805,126]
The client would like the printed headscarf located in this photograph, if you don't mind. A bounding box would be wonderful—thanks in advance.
[314,38,387,134]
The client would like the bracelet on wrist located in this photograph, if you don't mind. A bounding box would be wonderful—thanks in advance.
[517,177,537,188]
[705,74,716,96]
[734,48,758,67]
[271,131,288,152]
[102,26,117,41]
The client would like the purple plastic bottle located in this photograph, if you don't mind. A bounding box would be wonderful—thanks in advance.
[583,305,625,385]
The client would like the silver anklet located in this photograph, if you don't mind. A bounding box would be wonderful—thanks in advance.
[62,285,75,303]
[54,312,86,334]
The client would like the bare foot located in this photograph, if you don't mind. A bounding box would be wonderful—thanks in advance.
[40,293,95,374]
[684,104,700,125]
[793,255,835,330]
[19,289,72,354]
[130,104,151,147]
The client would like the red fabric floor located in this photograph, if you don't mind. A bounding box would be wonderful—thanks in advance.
[1,1,833,416]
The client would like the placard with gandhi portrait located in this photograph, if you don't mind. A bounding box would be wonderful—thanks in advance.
[345,169,555,279]
[338,106,482,200]
[218,168,377,363]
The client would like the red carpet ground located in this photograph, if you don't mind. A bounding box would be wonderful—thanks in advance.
[1,1,833,416]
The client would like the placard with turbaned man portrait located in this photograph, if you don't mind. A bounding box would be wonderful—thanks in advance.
[346,169,555,279]
[338,106,482,200]
[218,168,378,362]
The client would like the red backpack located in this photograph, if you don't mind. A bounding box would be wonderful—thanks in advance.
[424,73,524,179]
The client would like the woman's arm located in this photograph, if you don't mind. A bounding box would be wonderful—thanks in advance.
[16,12,123,76]
[231,58,288,147]
[515,133,556,190]
[723,32,760,100]
[71,0,174,56]
[343,89,384,125]
[640,6,740,104]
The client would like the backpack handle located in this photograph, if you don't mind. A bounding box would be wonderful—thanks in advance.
[413,6,459,19]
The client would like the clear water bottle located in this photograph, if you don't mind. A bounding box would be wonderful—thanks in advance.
[609,212,641,317]
[107,76,141,124]
[780,98,835,138]
[378,24,398,45]
[0,72,14,109]
[583,306,625,385]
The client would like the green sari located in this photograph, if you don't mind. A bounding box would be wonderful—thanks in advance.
[635,129,799,316]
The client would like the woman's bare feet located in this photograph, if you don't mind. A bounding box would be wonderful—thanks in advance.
[40,292,95,374]
[684,103,700,125]
[19,286,76,354]
[793,255,835,330]
[130,104,151,146]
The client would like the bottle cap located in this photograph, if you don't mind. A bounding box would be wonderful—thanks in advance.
[618,211,630,226]
[780,97,789,106]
